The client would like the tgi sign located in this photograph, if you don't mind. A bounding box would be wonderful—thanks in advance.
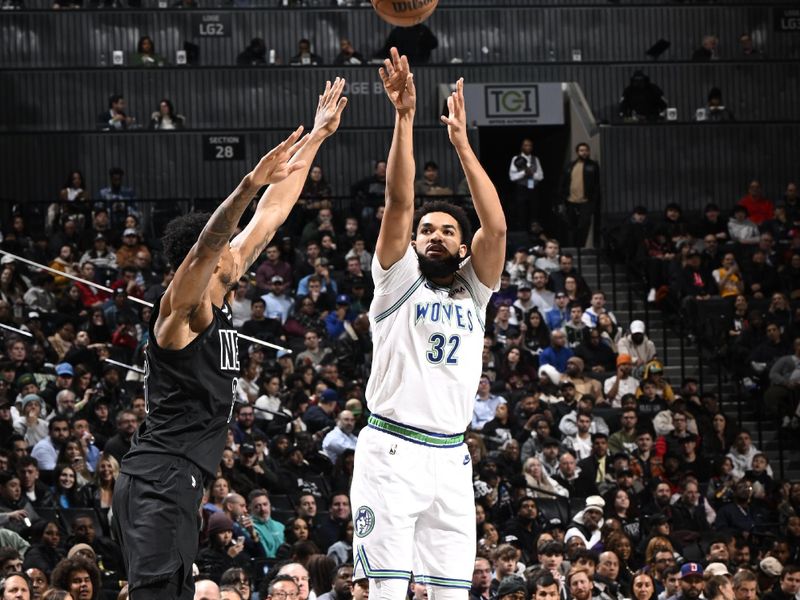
[463,83,564,126]
[486,86,540,118]
[775,8,800,32]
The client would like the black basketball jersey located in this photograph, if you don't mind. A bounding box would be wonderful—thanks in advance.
[121,296,241,481]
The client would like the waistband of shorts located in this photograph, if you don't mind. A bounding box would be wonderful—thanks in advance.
[367,415,465,448]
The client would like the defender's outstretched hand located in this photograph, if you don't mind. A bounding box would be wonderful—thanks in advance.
[246,126,308,187]
[313,77,349,139]
[379,47,416,114]
[441,78,469,149]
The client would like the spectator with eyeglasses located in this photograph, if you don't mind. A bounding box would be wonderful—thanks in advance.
[261,573,301,600]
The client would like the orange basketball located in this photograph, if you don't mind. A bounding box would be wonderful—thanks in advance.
[372,0,439,27]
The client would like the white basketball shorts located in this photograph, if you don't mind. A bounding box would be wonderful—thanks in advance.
[350,415,476,589]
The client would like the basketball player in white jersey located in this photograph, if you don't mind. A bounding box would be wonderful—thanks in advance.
[350,48,506,600]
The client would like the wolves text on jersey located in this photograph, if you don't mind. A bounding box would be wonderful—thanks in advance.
[414,302,474,332]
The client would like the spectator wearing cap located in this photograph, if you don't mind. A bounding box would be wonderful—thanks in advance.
[197,512,251,584]
[545,291,570,332]
[39,363,74,410]
[668,564,705,600]
[262,275,293,324]
[321,410,358,463]
[511,282,536,326]
[324,295,355,339]
[115,227,148,269]
[496,575,527,600]
[102,286,137,331]
[566,497,605,550]
[302,389,338,434]
[604,356,639,407]
[640,361,675,403]
[13,394,50,448]
[563,357,603,404]
[234,442,281,498]
[472,375,507,431]
[79,231,118,273]
[762,564,800,600]
[618,321,657,370]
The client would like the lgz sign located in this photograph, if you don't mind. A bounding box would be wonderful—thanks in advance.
[775,8,800,31]
[193,13,232,37]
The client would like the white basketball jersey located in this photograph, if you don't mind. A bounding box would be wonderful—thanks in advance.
[366,245,497,434]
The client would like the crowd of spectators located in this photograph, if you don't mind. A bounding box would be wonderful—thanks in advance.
[0,157,799,600]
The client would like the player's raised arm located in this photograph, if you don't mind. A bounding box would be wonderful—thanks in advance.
[441,78,507,287]
[230,77,348,276]
[375,47,417,270]
[160,127,307,330]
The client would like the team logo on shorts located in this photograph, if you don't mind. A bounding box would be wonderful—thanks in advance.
[354,506,376,538]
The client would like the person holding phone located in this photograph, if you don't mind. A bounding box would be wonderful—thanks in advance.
[196,513,251,585]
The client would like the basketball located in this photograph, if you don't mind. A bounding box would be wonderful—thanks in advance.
[372,0,439,27]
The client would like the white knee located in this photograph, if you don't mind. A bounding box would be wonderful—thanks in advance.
[428,586,469,600]
[369,578,410,600]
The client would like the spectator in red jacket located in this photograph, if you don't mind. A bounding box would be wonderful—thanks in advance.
[739,180,774,225]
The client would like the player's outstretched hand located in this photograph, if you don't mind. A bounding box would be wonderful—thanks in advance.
[379,47,416,114]
[246,126,309,187]
[313,77,349,139]
[441,78,469,149]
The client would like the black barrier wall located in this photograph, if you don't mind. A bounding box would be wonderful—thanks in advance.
[2,4,797,68]
[2,124,798,216]
[2,62,799,132]
[600,123,800,215]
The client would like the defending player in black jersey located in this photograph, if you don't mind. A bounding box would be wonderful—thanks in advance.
[111,79,348,600]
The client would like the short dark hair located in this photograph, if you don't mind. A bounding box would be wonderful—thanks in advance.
[108,94,124,108]
[575,142,590,152]
[162,212,211,270]
[413,201,473,248]
[15,456,38,470]
[531,573,559,594]
[48,416,70,433]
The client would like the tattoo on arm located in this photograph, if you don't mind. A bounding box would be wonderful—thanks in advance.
[199,183,258,252]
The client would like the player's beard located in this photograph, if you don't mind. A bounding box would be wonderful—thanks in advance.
[416,248,462,280]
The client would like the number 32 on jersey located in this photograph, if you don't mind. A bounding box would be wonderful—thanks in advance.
[426,333,461,365]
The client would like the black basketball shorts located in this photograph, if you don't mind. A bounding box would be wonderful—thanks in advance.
[111,456,204,600]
